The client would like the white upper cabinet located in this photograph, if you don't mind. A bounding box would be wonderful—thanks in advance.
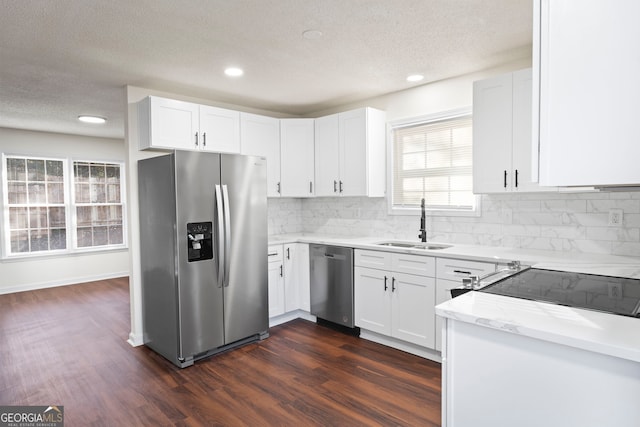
[240,113,281,197]
[138,96,240,153]
[473,68,555,193]
[314,108,386,197]
[280,119,315,197]
[314,113,341,196]
[138,97,199,151]
[534,0,640,187]
[199,105,240,153]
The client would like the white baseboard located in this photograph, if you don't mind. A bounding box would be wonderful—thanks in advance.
[269,309,316,327]
[359,329,442,363]
[0,271,129,295]
[128,331,144,347]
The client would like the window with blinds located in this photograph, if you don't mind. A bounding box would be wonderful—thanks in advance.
[392,114,475,211]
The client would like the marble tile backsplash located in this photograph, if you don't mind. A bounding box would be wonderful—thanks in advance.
[268,191,640,257]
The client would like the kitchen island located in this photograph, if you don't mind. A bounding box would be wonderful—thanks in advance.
[436,287,640,427]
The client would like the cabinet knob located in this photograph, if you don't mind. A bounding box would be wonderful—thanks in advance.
[339,180,344,193]
[384,276,388,291]
[203,132,207,147]
[333,180,338,193]
[195,132,199,146]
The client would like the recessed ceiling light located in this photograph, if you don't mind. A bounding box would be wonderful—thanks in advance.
[406,74,424,82]
[78,115,106,124]
[302,29,323,40]
[224,67,244,77]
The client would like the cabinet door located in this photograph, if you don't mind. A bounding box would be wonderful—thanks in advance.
[339,109,367,196]
[314,114,340,196]
[391,272,435,348]
[282,243,310,313]
[354,266,391,335]
[199,106,240,153]
[512,69,556,193]
[268,246,285,317]
[280,119,315,197]
[295,243,311,312]
[472,73,513,193]
[536,0,640,186]
[241,113,281,197]
[147,97,199,150]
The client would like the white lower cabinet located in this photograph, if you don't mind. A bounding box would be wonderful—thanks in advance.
[283,243,311,312]
[435,258,496,351]
[355,250,436,348]
[267,245,285,317]
[268,243,311,320]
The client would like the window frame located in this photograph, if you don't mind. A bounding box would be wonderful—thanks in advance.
[386,107,481,217]
[1,153,128,259]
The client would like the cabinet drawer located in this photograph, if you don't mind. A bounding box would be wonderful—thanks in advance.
[267,245,283,263]
[392,253,435,277]
[354,250,392,270]
[436,258,495,282]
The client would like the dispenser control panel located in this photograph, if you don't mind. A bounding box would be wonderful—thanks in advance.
[187,222,213,262]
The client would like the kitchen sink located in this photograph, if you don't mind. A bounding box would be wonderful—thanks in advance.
[375,241,452,250]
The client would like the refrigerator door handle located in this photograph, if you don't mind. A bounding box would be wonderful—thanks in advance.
[222,184,232,287]
[215,184,225,288]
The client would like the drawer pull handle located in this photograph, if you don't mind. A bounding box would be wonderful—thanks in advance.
[453,270,472,275]
[268,252,278,257]
[384,276,388,291]
[392,277,396,292]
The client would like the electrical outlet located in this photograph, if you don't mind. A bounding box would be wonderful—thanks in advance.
[608,283,623,300]
[608,209,624,227]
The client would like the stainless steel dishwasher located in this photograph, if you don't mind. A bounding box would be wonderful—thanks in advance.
[309,245,355,329]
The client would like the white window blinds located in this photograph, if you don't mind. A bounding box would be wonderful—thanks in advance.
[392,115,474,210]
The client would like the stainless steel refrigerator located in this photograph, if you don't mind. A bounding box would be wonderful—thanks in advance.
[138,150,268,368]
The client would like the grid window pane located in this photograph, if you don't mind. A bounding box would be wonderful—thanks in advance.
[50,229,67,250]
[29,207,48,229]
[77,227,93,247]
[28,183,46,204]
[108,225,123,245]
[392,115,474,210]
[47,182,65,204]
[30,230,49,252]
[91,183,106,203]
[106,183,121,203]
[11,230,29,253]
[8,182,27,204]
[46,160,64,182]
[27,159,45,181]
[9,207,28,229]
[75,163,90,182]
[75,183,90,203]
[77,206,93,226]
[93,227,108,246]
[7,158,26,181]
[49,207,66,228]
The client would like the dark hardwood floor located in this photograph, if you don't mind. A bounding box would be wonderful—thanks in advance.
[0,278,442,426]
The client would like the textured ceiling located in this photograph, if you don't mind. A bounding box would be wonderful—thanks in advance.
[0,0,532,139]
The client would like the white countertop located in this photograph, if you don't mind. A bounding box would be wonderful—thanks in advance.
[435,291,640,363]
[269,232,640,277]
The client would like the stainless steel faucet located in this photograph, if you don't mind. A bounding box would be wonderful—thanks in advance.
[418,198,427,242]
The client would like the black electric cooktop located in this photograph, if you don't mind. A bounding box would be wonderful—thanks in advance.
[479,268,640,318]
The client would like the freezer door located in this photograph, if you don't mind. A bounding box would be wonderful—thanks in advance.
[174,150,225,358]
[220,153,269,344]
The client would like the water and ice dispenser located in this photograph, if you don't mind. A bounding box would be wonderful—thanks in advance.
[187,222,213,262]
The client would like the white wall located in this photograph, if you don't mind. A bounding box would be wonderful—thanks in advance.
[0,127,129,294]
